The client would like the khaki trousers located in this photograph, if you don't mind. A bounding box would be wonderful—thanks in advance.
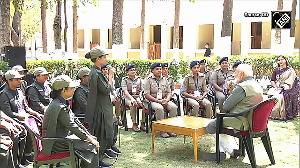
[125,97,144,123]
[187,98,213,118]
[147,101,178,120]
[215,90,226,113]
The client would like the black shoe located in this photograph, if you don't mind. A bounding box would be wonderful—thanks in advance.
[99,161,112,168]
[104,149,117,159]
[20,159,31,165]
[202,152,226,161]
[111,146,121,155]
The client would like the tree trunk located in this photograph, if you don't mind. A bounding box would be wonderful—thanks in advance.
[41,0,47,53]
[64,0,68,52]
[53,0,62,49]
[140,0,145,49]
[0,0,11,49]
[275,0,283,44]
[290,0,297,37]
[173,0,180,49]
[73,3,78,53]
[221,0,233,37]
[112,0,124,45]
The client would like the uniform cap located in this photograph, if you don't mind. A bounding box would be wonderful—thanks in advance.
[5,70,24,80]
[51,75,79,90]
[126,64,136,71]
[162,63,169,68]
[89,46,110,59]
[77,67,91,78]
[150,62,162,70]
[101,63,109,69]
[199,59,207,64]
[34,67,50,76]
[219,57,229,64]
[190,61,200,68]
[12,65,27,72]
[232,61,242,69]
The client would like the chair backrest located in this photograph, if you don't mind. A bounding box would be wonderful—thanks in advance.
[252,99,276,132]
[25,117,43,153]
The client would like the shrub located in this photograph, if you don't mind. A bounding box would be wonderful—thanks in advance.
[22,54,299,87]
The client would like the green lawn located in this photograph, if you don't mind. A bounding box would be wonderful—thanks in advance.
[26,117,299,168]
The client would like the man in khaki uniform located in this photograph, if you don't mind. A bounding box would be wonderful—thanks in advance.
[182,61,213,118]
[162,63,174,92]
[211,57,234,113]
[144,62,178,138]
[121,64,145,132]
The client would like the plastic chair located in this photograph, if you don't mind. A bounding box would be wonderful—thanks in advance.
[215,98,276,168]
[24,116,78,168]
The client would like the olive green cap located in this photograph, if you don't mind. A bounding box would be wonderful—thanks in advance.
[12,65,27,72]
[77,67,91,78]
[89,46,110,59]
[51,75,79,90]
[5,70,24,80]
[34,67,50,76]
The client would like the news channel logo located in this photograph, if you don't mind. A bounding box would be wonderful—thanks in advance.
[271,11,291,29]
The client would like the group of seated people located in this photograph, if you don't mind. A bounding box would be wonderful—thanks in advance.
[0,47,298,167]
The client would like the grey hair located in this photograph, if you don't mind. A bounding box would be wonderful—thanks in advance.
[237,64,253,77]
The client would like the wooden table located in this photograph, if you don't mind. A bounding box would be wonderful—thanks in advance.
[152,116,211,163]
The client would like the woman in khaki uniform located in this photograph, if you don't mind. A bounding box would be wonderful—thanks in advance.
[182,61,213,118]
[211,57,234,113]
[144,62,178,138]
[121,64,145,132]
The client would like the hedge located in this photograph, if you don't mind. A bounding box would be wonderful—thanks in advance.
[1,55,298,88]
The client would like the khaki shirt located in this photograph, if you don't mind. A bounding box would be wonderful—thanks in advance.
[121,76,142,97]
[183,73,208,93]
[211,69,234,87]
[144,73,171,99]
[165,75,174,91]
[203,70,212,85]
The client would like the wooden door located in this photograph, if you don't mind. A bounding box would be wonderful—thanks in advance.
[251,22,262,49]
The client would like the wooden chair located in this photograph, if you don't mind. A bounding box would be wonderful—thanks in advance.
[215,98,276,168]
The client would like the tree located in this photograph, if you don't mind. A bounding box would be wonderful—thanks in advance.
[221,0,233,37]
[140,0,145,49]
[73,1,78,53]
[11,0,25,47]
[112,0,124,45]
[275,0,283,44]
[41,0,47,53]
[0,0,11,49]
[290,0,297,37]
[173,0,180,49]
[64,0,67,51]
[53,0,62,49]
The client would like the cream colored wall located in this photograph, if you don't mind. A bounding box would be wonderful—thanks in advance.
[150,26,154,44]
[167,27,173,49]
[130,27,141,49]
[92,29,100,44]
[232,23,241,55]
[262,21,271,49]
[295,20,300,49]
[78,29,84,48]
[196,24,214,49]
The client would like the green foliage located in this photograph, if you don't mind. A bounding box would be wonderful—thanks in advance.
[0,62,10,73]
[25,55,299,88]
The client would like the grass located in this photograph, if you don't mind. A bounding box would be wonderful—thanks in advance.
[26,116,299,168]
